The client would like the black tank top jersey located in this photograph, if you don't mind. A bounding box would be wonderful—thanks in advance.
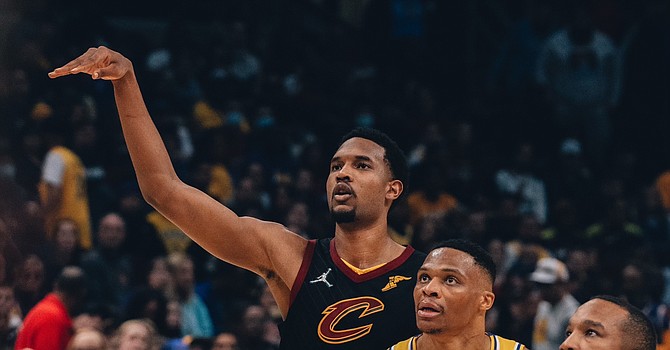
[279,238,427,350]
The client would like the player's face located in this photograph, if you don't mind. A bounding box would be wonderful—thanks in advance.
[560,299,627,350]
[413,247,493,334]
[326,137,397,224]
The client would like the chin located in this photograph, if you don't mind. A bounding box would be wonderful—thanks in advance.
[422,327,443,335]
[331,209,356,223]
[417,320,443,335]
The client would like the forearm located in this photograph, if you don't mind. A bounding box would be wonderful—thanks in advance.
[111,70,180,206]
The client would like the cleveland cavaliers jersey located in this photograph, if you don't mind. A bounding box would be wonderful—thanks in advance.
[279,238,426,349]
[388,333,528,350]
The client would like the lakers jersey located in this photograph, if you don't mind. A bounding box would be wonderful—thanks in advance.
[388,333,528,350]
[39,146,92,249]
[279,238,426,349]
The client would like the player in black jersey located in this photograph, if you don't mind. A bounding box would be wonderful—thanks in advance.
[49,46,426,349]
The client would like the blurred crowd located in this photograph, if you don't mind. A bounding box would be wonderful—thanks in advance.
[0,0,669,349]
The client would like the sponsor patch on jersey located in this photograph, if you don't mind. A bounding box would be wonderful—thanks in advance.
[381,275,412,292]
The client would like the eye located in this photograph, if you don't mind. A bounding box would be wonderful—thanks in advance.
[418,274,430,283]
[585,330,599,337]
[565,330,572,337]
[355,162,371,169]
[445,276,458,284]
[330,164,342,172]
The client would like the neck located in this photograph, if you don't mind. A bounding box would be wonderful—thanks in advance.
[333,223,404,269]
[53,291,72,315]
[418,330,490,350]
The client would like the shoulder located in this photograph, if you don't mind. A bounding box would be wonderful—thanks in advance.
[489,333,528,350]
[388,335,419,350]
[51,146,77,159]
[25,297,70,324]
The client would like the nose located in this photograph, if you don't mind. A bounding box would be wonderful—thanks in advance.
[335,165,351,181]
[559,334,575,350]
[421,278,441,297]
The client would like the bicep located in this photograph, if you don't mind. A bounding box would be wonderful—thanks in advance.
[153,181,307,281]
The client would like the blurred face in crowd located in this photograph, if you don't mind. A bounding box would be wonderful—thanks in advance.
[118,320,153,350]
[97,213,126,249]
[68,329,106,350]
[560,299,627,350]
[212,332,239,350]
[172,256,194,292]
[147,258,171,291]
[241,305,267,337]
[15,254,45,294]
[166,300,181,330]
[536,282,564,304]
[55,219,79,253]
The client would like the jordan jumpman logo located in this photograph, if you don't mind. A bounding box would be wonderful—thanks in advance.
[309,268,333,287]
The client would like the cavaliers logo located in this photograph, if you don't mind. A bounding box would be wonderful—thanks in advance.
[317,297,385,344]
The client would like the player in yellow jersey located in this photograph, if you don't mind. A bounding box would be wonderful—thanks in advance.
[560,295,656,350]
[38,120,92,250]
[389,239,528,350]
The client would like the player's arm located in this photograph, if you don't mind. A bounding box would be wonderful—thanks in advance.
[48,47,307,295]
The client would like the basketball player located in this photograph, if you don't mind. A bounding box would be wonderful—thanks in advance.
[49,46,426,349]
[560,295,656,350]
[388,239,528,350]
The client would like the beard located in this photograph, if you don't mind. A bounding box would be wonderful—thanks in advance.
[418,319,444,335]
[421,327,443,335]
[331,208,356,223]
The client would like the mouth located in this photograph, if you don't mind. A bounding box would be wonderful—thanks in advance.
[332,183,354,202]
[417,300,442,318]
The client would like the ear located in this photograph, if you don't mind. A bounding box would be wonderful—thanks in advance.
[386,179,404,201]
[480,291,495,311]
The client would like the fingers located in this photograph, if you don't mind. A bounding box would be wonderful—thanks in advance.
[47,46,112,79]
[48,47,97,78]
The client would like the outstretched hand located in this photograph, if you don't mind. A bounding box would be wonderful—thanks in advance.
[48,46,132,81]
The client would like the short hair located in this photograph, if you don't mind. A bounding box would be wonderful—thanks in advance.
[340,127,409,190]
[590,295,657,350]
[431,239,497,285]
[55,266,87,300]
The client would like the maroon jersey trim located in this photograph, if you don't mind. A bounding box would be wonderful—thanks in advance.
[330,239,416,283]
[289,239,317,306]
